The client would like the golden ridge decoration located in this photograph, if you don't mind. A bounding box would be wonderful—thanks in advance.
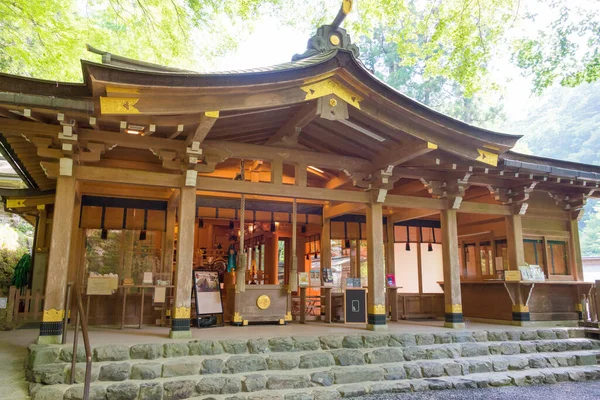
[106,86,140,95]
[174,306,191,319]
[368,304,386,315]
[445,304,463,314]
[100,97,141,115]
[42,308,65,322]
[256,295,271,310]
[301,79,363,109]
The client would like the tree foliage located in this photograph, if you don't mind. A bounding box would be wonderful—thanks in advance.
[358,26,505,126]
[512,0,600,94]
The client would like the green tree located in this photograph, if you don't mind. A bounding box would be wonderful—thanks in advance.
[358,26,505,126]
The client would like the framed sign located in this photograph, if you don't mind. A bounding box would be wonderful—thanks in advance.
[344,288,367,324]
[192,269,224,327]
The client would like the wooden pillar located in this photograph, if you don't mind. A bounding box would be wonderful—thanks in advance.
[321,204,332,283]
[440,209,464,329]
[170,172,196,339]
[31,205,48,294]
[569,217,584,281]
[366,200,387,331]
[385,219,395,276]
[162,206,176,275]
[505,214,525,271]
[38,174,76,344]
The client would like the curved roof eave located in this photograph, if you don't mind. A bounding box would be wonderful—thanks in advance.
[82,49,521,151]
[0,71,90,98]
[502,150,600,180]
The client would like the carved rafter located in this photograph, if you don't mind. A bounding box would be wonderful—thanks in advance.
[421,177,470,209]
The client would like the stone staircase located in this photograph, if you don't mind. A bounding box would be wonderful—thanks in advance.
[27,328,600,400]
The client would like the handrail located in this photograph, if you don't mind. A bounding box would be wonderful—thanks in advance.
[69,282,92,400]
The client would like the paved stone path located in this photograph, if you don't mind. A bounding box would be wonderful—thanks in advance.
[0,337,30,400]
[356,380,600,399]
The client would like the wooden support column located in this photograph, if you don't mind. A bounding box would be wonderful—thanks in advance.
[170,171,196,339]
[321,204,332,283]
[505,214,526,271]
[569,217,584,281]
[38,173,76,344]
[385,219,395,276]
[162,206,177,274]
[440,209,465,329]
[31,205,48,294]
[366,198,387,331]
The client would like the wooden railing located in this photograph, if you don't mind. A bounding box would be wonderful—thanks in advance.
[68,282,92,400]
[5,286,44,327]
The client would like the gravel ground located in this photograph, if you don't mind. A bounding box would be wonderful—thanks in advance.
[356,381,600,400]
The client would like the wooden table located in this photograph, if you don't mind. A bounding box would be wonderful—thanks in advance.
[386,286,403,321]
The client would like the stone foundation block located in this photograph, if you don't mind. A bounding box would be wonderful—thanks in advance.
[94,345,129,362]
[319,336,344,350]
[188,340,223,356]
[248,338,270,354]
[365,348,403,364]
[299,353,334,369]
[415,333,435,346]
[163,343,189,358]
[330,349,364,366]
[427,378,453,390]
[225,355,267,374]
[163,380,197,400]
[388,333,417,348]
[342,335,363,349]
[311,371,334,387]
[363,334,389,348]
[99,363,130,381]
[370,381,411,394]
[130,344,162,360]
[267,374,310,390]
[333,367,384,384]
[221,339,249,354]
[267,354,300,370]
[28,345,61,369]
[337,384,366,397]
[130,363,161,380]
[106,382,139,400]
[138,382,163,400]
[162,360,200,377]
[293,337,320,351]
[64,386,106,400]
[201,358,224,374]
[32,364,67,385]
[269,337,294,352]
[383,365,407,380]
[403,346,426,361]
[242,374,267,392]
[460,343,489,357]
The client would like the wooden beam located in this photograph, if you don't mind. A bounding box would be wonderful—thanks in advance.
[202,140,370,172]
[266,101,318,145]
[185,112,219,146]
[323,202,365,219]
[372,141,438,171]
[325,172,351,189]
[168,124,184,140]
[384,194,445,210]
[389,208,437,223]
[73,165,182,187]
[196,176,369,203]
[295,162,307,187]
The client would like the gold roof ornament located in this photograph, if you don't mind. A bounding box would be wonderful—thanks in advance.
[292,0,359,61]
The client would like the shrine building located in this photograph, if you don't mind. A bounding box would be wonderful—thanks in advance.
[0,4,598,344]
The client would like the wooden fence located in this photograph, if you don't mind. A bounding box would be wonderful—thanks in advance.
[5,286,44,328]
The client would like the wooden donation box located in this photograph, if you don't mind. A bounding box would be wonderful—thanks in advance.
[226,284,289,325]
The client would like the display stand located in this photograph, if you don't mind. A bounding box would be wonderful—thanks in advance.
[343,288,367,324]
[192,269,224,328]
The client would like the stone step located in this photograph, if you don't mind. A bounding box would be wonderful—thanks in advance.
[29,348,600,399]
[28,337,600,386]
[29,362,600,400]
[28,328,590,372]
